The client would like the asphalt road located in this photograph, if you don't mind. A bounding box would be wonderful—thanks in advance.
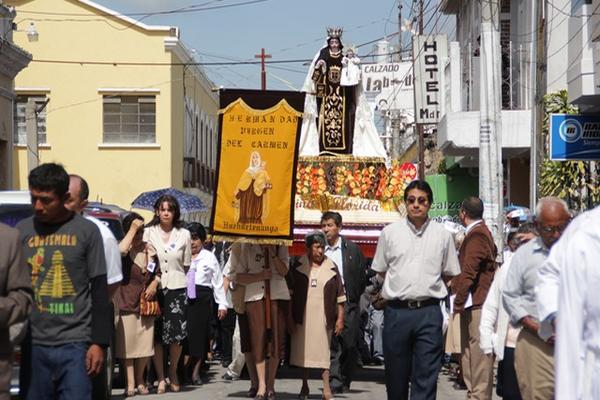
[110,362,479,400]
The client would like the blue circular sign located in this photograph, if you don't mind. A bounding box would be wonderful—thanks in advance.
[558,119,583,143]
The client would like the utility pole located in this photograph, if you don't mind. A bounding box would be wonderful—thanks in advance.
[479,0,504,255]
[254,48,272,90]
[530,1,546,209]
[398,3,403,61]
[417,0,425,179]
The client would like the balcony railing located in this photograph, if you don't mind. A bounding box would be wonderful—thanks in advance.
[450,40,532,112]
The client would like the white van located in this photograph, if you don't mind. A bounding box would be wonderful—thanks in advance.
[0,190,32,228]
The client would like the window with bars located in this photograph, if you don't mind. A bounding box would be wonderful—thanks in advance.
[14,95,47,145]
[103,96,156,143]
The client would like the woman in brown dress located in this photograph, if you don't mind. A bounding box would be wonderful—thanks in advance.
[114,212,160,396]
[290,231,345,400]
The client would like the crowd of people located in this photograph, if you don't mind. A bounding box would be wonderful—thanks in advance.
[0,162,599,400]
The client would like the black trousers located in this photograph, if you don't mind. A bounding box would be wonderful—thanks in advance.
[382,303,443,400]
[218,310,236,364]
[330,303,360,389]
[497,347,522,400]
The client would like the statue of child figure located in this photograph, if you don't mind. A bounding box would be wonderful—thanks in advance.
[341,46,361,87]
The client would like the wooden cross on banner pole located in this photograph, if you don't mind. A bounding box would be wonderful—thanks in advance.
[254,48,272,90]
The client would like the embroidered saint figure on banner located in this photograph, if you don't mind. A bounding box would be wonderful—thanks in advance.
[233,151,272,224]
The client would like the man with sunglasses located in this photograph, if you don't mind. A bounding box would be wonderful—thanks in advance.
[502,197,570,399]
[372,180,460,400]
[452,196,497,399]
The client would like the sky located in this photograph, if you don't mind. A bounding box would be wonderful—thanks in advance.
[94,0,451,91]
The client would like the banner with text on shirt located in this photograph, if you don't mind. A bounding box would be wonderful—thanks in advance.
[211,89,305,245]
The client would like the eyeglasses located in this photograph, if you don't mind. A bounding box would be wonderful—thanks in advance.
[406,196,428,205]
[539,225,567,234]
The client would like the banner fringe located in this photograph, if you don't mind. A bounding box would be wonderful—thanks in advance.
[299,155,386,163]
[211,235,293,246]
[219,97,303,117]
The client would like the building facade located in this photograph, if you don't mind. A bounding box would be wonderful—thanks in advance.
[567,0,600,112]
[8,0,218,220]
[437,0,570,206]
[0,3,31,190]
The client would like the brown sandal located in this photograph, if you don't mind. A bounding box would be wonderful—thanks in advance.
[137,384,150,395]
[156,380,167,394]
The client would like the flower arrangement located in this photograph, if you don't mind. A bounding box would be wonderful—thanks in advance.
[295,159,417,207]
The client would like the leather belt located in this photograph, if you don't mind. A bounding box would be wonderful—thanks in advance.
[388,298,440,309]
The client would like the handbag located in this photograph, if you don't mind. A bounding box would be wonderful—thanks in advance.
[139,249,161,317]
[139,290,161,317]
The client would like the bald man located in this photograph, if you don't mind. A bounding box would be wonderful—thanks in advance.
[66,174,122,295]
[502,197,571,399]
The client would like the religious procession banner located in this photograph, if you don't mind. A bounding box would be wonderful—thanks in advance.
[211,89,305,244]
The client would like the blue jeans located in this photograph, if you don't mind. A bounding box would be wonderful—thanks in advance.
[383,303,443,400]
[26,342,91,400]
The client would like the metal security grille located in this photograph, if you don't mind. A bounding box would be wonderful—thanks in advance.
[102,96,156,143]
[14,95,47,145]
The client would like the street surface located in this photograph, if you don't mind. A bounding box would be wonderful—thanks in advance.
[110,362,499,399]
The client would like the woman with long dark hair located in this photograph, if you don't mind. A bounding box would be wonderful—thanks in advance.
[143,195,191,393]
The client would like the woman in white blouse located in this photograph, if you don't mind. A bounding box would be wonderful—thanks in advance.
[143,195,192,393]
[185,222,228,384]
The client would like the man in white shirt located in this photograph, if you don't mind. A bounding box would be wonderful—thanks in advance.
[66,175,122,292]
[502,197,570,399]
[552,205,600,399]
[65,175,123,400]
[372,180,460,400]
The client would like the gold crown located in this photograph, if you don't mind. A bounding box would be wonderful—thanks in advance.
[326,27,343,39]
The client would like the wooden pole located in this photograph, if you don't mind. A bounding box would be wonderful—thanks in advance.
[263,246,272,359]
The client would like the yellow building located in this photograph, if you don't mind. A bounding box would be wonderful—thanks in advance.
[8,0,219,220]
[0,3,31,190]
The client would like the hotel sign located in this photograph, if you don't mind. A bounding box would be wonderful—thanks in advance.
[413,35,447,124]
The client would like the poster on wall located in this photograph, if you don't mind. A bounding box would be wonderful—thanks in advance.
[210,89,305,244]
[361,61,414,112]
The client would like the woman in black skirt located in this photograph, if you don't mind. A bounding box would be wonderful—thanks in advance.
[186,223,228,384]
[143,195,192,393]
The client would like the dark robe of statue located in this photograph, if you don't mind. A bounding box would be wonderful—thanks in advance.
[313,46,356,155]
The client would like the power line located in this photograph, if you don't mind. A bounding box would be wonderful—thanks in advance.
[15,0,270,18]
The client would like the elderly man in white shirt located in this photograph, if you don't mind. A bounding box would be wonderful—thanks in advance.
[502,197,570,400]
[552,205,600,399]
[65,174,123,400]
[66,175,122,292]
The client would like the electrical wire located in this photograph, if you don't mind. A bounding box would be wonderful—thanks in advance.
[15,0,270,18]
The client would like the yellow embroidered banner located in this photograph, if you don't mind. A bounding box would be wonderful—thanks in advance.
[211,90,304,244]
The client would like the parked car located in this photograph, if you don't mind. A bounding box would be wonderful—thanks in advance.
[84,205,126,241]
